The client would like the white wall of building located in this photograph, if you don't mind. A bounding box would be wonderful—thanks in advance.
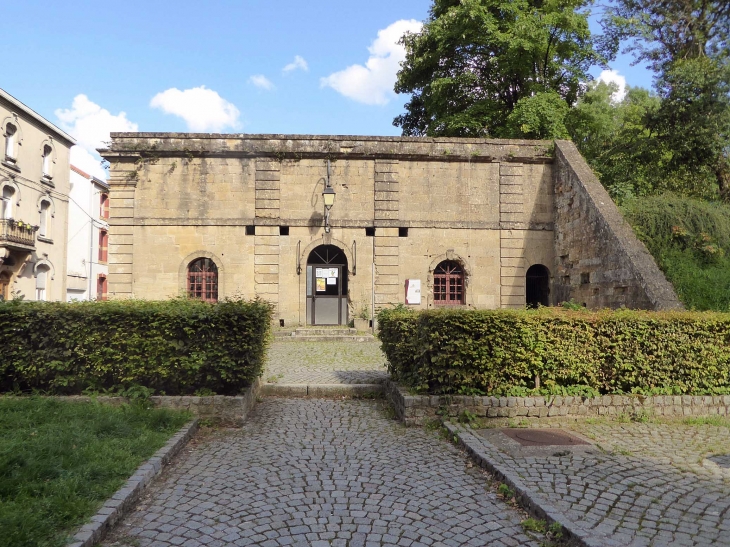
[66,165,108,301]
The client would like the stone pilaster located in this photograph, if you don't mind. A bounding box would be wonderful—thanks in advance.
[374,160,400,305]
[254,159,280,310]
[500,163,526,308]
[107,168,136,298]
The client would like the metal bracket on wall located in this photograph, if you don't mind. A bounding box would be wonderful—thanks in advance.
[296,240,301,275]
[353,240,356,276]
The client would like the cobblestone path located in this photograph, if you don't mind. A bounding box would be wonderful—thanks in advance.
[264,341,388,385]
[106,399,541,547]
[468,420,730,546]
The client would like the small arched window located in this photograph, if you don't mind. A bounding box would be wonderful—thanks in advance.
[98,230,108,262]
[188,258,218,303]
[5,123,17,160]
[36,265,49,301]
[1,186,15,220]
[433,260,465,305]
[100,193,109,219]
[39,199,51,237]
[42,144,53,178]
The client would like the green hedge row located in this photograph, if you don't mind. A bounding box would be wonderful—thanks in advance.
[0,298,273,395]
[378,307,730,396]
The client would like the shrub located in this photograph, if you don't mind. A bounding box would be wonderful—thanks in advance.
[0,298,273,395]
[378,307,730,395]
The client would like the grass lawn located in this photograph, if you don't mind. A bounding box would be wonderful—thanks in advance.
[0,397,191,547]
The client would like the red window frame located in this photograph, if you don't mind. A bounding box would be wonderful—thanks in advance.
[97,274,108,301]
[100,193,109,219]
[433,260,465,305]
[98,230,108,262]
[187,258,218,303]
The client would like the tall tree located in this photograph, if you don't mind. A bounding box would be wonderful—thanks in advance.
[602,0,730,199]
[393,0,603,138]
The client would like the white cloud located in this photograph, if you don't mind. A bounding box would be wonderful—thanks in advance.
[597,69,627,102]
[283,55,309,74]
[56,94,137,154]
[249,75,276,91]
[320,19,423,106]
[150,86,241,132]
[55,94,138,181]
[70,146,107,180]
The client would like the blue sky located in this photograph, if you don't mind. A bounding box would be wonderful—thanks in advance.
[1,0,652,178]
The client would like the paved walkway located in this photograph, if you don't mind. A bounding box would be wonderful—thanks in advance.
[105,399,544,547]
[456,418,730,546]
[264,341,388,385]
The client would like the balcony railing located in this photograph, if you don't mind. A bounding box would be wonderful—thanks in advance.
[0,219,38,249]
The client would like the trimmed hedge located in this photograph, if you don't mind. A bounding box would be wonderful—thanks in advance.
[0,298,273,395]
[378,307,730,396]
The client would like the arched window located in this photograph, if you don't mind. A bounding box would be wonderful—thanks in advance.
[98,230,108,262]
[5,123,17,160]
[0,272,10,301]
[526,264,550,308]
[433,260,465,305]
[100,193,109,219]
[188,258,218,303]
[39,199,51,237]
[36,265,49,301]
[97,274,108,301]
[42,144,53,178]
[1,186,14,219]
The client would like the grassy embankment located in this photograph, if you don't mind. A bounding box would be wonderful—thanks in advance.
[622,194,730,311]
[0,397,190,547]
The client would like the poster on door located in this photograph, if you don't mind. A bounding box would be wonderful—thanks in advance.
[316,278,326,292]
[316,267,338,279]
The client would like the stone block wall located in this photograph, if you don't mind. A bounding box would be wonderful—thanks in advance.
[553,141,682,310]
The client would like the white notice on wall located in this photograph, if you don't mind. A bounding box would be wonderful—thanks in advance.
[405,279,421,305]
[316,268,338,278]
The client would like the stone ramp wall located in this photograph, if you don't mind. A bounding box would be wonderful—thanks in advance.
[552,140,682,310]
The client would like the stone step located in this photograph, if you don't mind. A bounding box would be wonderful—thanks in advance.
[293,327,358,336]
[261,383,383,397]
[280,334,375,342]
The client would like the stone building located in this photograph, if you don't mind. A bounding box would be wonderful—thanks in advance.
[66,165,110,301]
[0,88,74,301]
[100,134,681,325]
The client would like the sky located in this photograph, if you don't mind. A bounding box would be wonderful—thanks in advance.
[0,0,652,180]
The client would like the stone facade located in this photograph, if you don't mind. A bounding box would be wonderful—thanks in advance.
[100,134,680,324]
[0,88,74,301]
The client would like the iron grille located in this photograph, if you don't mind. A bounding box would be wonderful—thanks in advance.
[188,258,218,303]
[433,261,464,305]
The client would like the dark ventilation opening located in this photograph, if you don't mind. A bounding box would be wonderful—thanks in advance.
[365,227,375,236]
[526,264,550,308]
[398,227,409,238]
[279,226,289,236]
[580,272,590,285]
[245,225,255,236]
[279,319,285,327]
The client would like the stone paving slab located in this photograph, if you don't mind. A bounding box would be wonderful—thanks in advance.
[104,399,544,547]
[449,419,730,546]
[264,341,388,386]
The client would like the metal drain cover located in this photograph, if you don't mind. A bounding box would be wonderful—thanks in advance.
[707,454,730,469]
[500,428,590,447]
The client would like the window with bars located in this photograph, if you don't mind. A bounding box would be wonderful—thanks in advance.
[187,258,218,303]
[433,260,465,305]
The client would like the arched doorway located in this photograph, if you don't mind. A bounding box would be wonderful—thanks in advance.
[306,244,348,325]
[526,264,550,308]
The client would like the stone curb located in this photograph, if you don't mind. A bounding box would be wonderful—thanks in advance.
[262,383,384,397]
[66,418,199,547]
[444,421,625,547]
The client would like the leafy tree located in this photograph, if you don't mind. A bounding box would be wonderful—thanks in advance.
[393,0,603,138]
[601,0,730,199]
[566,81,663,202]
